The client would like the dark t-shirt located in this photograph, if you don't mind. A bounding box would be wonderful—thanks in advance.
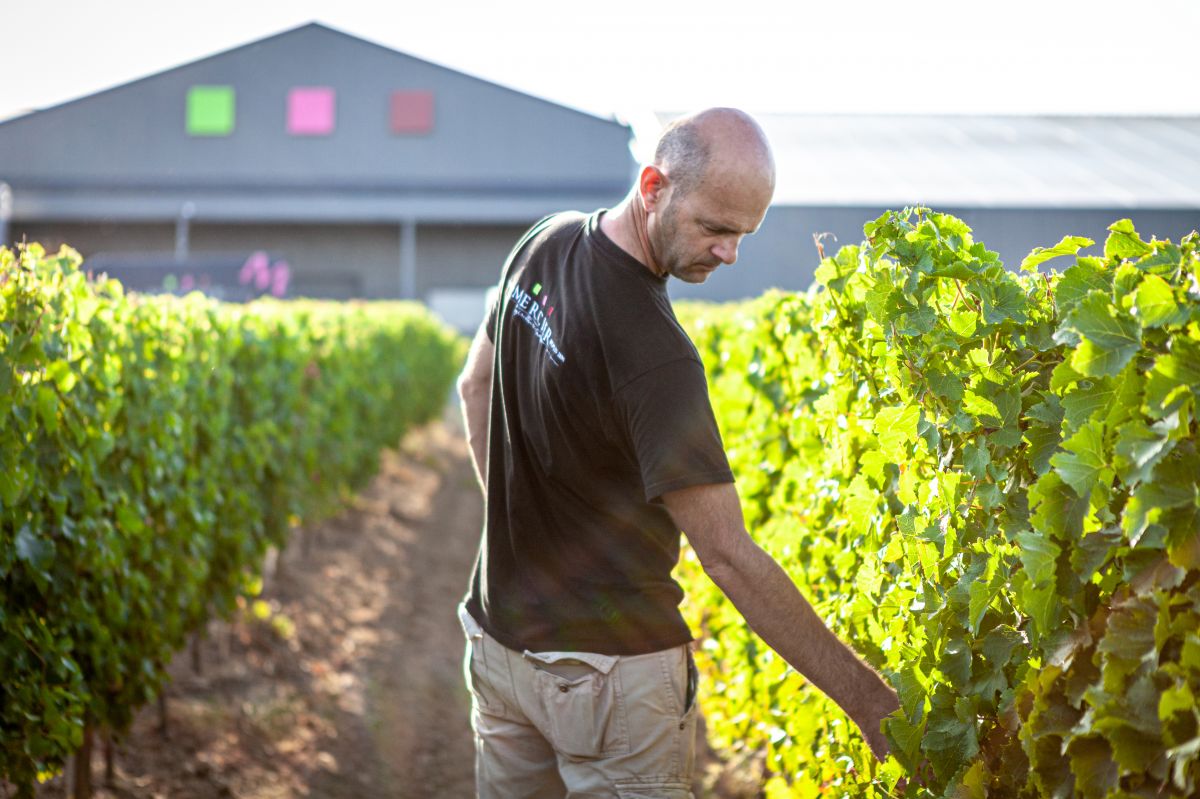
[465,210,734,656]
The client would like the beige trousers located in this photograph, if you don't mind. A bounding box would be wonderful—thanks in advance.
[458,603,699,798]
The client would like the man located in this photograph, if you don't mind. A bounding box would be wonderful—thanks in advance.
[456,108,900,798]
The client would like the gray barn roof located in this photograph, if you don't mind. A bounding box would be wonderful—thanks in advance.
[657,113,1200,209]
[1,23,636,223]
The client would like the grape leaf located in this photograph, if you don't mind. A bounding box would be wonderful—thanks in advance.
[922,705,979,781]
[36,385,59,435]
[1143,336,1200,419]
[1017,529,1060,587]
[948,309,978,338]
[896,303,937,337]
[926,367,965,403]
[978,278,1029,325]
[963,440,990,479]
[866,280,898,326]
[885,714,926,767]
[1062,291,1142,378]
[1132,274,1187,328]
[1051,420,1107,496]
[1030,472,1089,539]
[1104,218,1153,261]
[1025,394,1065,428]
[1055,257,1112,317]
[1061,378,1115,432]
[892,668,929,720]
[1098,596,1157,684]
[1025,424,1062,477]
[1134,242,1184,276]
[1066,735,1119,799]
[931,260,976,280]
[981,625,1024,667]
[1071,528,1121,582]
[1158,681,1196,746]
[1123,453,1199,543]
[874,404,919,462]
[15,524,54,573]
[1020,235,1094,273]
[1113,415,1177,486]
[939,637,973,684]
[1114,262,1144,301]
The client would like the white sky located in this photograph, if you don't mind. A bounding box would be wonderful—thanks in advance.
[2,0,1198,130]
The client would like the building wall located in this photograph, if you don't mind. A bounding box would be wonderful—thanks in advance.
[669,206,1200,303]
[188,222,399,299]
[415,223,527,296]
[10,220,399,299]
[17,207,1199,309]
[0,25,634,196]
[12,221,176,255]
[7,219,530,303]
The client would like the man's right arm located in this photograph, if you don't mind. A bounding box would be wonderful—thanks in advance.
[456,320,493,493]
[662,481,900,760]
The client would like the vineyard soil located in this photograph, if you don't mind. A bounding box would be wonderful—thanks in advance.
[34,419,478,799]
[30,415,752,799]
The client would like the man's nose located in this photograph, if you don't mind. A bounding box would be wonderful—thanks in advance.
[713,236,739,265]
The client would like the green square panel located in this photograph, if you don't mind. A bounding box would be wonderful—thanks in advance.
[187,85,235,136]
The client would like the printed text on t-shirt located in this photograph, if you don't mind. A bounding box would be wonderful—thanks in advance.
[509,280,566,365]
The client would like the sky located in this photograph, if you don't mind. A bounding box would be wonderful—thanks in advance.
[2,0,1197,138]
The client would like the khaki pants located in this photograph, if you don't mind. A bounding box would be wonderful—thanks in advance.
[458,603,699,798]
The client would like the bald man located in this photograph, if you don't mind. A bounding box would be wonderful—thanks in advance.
[456,109,899,798]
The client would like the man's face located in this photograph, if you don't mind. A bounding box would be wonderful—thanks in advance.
[648,168,773,284]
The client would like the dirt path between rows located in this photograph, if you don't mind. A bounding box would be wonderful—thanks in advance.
[35,417,480,799]
[34,415,758,799]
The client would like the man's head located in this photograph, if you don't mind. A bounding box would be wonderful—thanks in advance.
[640,108,775,283]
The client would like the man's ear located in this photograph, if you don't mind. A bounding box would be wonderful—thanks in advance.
[639,165,669,213]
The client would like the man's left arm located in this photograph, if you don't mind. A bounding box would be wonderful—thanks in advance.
[662,481,900,760]
[457,320,493,493]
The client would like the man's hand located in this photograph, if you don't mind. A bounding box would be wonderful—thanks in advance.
[854,684,900,761]
[662,482,900,761]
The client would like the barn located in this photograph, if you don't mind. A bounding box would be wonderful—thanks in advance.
[0,22,637,328]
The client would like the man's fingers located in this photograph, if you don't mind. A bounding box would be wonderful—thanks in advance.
[864,728,890,761]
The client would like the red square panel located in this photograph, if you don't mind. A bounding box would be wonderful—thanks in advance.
[390,91,434,134]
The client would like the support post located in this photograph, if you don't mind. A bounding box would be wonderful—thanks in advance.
[174,201,196,263]
[158,692,169,739]
[70,721,93,799]
[191,629,203,675]
[399,217,417,300]
[0,182,11,249]
[102,729,115,787]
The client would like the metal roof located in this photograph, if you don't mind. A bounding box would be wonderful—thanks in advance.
[657,113,1200,209]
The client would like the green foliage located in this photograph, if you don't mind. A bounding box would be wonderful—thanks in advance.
[0,244,465,794]
[676,212,1200,797]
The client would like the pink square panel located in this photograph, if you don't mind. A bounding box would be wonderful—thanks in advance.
[391,91,433,134]
[288,87,335,136]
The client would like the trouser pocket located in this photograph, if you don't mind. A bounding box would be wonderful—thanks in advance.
[682,649,699,720]
[675,647,700,780]
[525,650,629,759]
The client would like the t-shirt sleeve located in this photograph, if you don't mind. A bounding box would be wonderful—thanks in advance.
[485,213,563,343]
[614,357,734,502]
[484,285,500,343]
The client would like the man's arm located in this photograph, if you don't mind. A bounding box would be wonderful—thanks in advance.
[456,320,494,493]
[662,481,899,760]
